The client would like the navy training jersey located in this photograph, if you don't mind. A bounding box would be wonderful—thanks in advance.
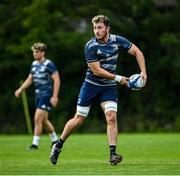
[30,59,58,97]
[84,34,132,86]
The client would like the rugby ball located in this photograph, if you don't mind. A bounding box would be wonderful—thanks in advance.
[127,74,144,90]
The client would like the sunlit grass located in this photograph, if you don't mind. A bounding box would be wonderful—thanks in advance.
[0,133,179,175]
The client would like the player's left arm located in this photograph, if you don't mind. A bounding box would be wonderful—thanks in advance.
[128,43,147,85]
[51,72,60,107]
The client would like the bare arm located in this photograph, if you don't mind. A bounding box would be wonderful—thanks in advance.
[88,62,128,85]
[128,43,147,85]
[15,74,33,98]
[50,72,60,107]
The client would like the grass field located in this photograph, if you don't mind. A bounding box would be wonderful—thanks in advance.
[0,133,179,175]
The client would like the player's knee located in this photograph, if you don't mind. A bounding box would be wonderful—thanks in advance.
[74,114,85,126]
[103,101,117,124]
[34,111,45,124]
[34,117,43,125]
[106,111,117,124]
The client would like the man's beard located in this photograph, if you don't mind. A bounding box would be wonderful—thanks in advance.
[96,32,108,42]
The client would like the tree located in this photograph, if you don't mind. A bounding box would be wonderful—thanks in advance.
[0,0,179,133]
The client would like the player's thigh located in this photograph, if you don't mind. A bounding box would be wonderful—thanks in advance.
[35,96,52,112]
[100,85,118,113]
[34,108,47,122]
[77,81,99,106]
[101,101,118,114]
[76,81,99,117]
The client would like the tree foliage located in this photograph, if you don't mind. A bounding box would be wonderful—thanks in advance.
[0,0,179,133]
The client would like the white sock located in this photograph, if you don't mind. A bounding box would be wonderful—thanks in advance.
[32,136,40,146]
[49,132,58,142]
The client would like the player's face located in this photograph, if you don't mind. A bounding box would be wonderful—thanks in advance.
[32,50,44,60]
[93,22,110,42]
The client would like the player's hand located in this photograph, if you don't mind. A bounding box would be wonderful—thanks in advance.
[119,76,129,85]
[15,88,22,98]
[50,96,59,107]
[140,71,147,87]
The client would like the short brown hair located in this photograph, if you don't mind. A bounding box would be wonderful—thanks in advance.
[31,42,47,52]
[92,15,110,26]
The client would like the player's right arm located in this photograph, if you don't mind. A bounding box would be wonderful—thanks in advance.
[88,61,128,85]
[15,74,33,98]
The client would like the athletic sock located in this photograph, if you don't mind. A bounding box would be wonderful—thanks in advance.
[32,136,40,146]
[110,145,116,156]
[49,132,58,142]
[55,138,64,149]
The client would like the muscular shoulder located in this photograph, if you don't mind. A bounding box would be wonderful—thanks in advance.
[32,60,39,66]
[111,34,132,50]
[110,34,128,42]
[44,59,53,66]
[84,37,100,62]
[85,37,98,51]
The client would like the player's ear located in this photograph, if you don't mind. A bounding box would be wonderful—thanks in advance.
[107,26,110,33]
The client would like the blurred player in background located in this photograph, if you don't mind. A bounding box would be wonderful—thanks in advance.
[50,15,147,165]
[15,42,60,150]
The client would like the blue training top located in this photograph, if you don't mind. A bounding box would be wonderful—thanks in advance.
[30,59,58,97]
[84,34,132,86]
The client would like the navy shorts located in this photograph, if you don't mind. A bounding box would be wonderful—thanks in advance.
[35,95,52,112]
[77,81,118,106]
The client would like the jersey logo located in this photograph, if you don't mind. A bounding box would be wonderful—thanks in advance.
[111,44,119,51]
[97,49,111,57]
[97,49,103,55]
[41,104,46,109]
[77,98,81,104]
[32,67,36,72]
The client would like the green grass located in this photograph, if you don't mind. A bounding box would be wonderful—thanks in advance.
[0,133,180,175]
